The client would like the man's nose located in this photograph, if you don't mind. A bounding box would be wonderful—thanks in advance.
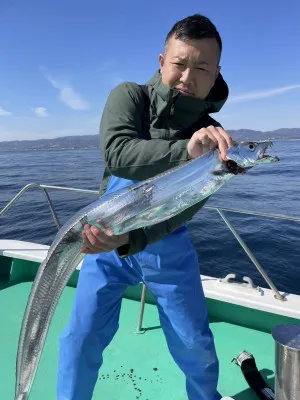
[180,67,193,84]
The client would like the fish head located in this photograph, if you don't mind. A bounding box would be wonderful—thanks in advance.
[225,140,280,172]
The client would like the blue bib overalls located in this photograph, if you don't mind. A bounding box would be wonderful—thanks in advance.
[57,175,221,400]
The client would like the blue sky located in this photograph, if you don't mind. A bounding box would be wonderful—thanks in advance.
[0,0,300,141]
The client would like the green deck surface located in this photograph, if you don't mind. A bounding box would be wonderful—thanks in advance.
[0,282,276,399]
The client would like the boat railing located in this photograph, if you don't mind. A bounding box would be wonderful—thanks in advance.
[1,183,300,306]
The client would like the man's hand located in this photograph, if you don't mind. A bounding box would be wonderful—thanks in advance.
[187,126,233,161]
[80,222,129,254]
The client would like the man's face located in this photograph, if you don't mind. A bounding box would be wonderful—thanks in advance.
[159,35,221,99]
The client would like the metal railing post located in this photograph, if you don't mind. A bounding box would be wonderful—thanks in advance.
[41,188,62,230]
[0,183,99,231]
[136,284,147,334]
[216,208,286,301]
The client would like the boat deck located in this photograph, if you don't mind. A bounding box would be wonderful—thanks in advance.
[1,281,275,399]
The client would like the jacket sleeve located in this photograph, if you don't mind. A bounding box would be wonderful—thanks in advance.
[100,82,190,181]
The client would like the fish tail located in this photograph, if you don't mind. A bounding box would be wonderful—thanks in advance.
[15,244,84,399]
[15,391,28,400]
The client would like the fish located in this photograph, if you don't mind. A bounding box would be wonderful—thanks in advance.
[15,140,279,399]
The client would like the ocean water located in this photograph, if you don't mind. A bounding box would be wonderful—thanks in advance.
[0,141,299,294]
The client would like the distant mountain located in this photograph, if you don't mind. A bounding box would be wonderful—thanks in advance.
[0,135,99,151]
[0,129,299,151]
[227,128,300,141]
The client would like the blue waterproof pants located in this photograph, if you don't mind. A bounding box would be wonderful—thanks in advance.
[57,177,221,400]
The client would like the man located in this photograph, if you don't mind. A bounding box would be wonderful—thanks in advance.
[57,14,232,400]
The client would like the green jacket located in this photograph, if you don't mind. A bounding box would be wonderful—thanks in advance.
[99,70,229,256]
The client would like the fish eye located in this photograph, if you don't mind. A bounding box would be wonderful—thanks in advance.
[248,143,256,151]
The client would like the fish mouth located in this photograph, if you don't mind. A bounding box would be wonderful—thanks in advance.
[259,154,280,161]
[226,153,280,173]
[258,145,270,160]
[258,143,280,162]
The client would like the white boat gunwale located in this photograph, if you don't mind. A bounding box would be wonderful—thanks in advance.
[1,239,299,321]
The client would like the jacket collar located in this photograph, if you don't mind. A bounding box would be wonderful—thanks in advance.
[147,69,229,115]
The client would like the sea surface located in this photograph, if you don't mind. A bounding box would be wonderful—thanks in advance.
[0,141,299,294]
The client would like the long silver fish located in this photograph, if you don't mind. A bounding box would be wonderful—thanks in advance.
[15,140,279,399]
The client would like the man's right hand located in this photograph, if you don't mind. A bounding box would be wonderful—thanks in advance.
[187,125,233,161]
[80,222,129,254]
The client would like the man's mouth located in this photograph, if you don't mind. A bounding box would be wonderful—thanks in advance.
[176,87,195,96]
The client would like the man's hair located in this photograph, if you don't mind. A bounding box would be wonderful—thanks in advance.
[165,14,222,53]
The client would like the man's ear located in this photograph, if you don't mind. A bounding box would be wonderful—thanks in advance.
[215,65,221,80]
[159,53,165,72]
